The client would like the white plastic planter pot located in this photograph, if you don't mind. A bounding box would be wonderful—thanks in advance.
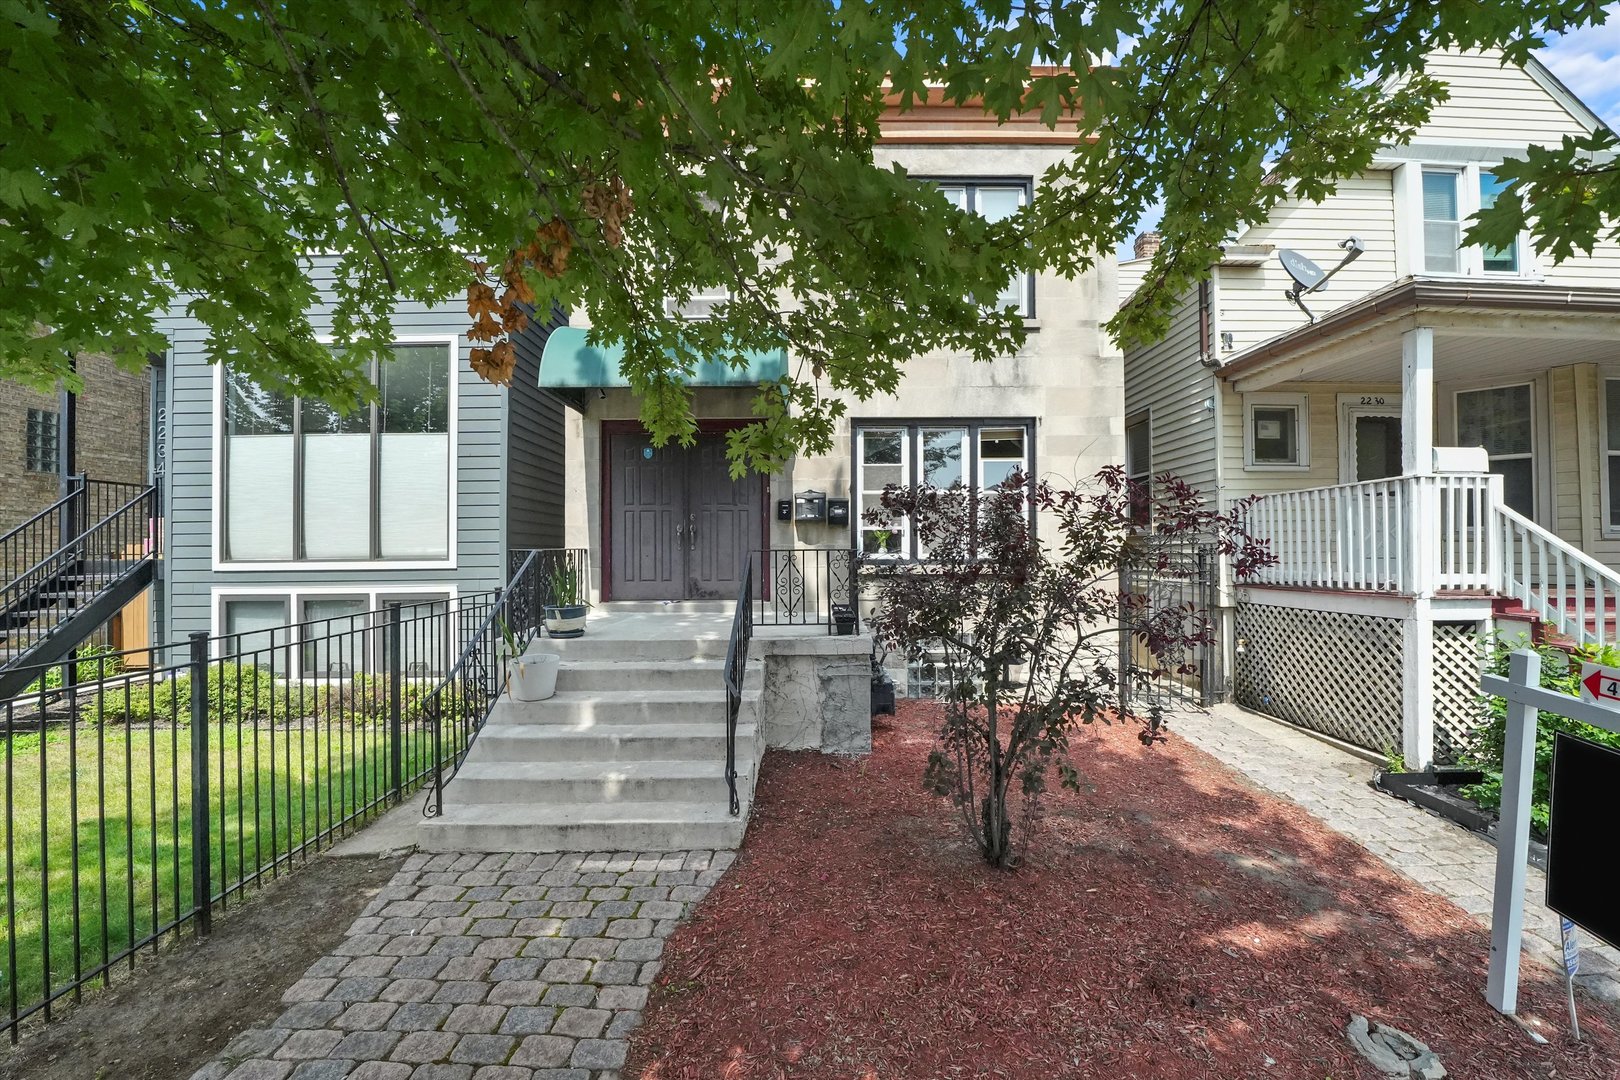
[510,652,561,701]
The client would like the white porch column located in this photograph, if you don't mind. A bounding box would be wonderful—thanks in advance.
[1401,326,1435,476]
[1401,327,1437,769]
[1401,602,1436,770]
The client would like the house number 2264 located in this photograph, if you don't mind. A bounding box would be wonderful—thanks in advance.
[1359,396,1387,406]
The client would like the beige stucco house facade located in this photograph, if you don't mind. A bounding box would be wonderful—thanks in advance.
[549,94,1122,641]
[1122,49,1620,767]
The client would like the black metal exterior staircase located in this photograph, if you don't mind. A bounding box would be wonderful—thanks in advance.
[0,478,158,700]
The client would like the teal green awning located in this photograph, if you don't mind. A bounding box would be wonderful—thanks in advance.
[538,326,787,389]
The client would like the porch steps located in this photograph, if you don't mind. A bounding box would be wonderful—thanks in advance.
[419,631,763,853]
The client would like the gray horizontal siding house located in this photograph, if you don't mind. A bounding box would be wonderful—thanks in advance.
[155,256,567,650]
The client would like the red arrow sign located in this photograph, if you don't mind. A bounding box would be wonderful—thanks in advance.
[1582,668,1620,703]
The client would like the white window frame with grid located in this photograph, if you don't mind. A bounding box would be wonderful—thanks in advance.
[1396,161,1534,279]
[931,180,1034,316]
[1243,393,1309,470]
[854,422,1032,561]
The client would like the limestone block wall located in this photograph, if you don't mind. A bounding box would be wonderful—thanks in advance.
[760,635,873,755]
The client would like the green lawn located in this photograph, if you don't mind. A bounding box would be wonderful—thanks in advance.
[0,719,439,1015]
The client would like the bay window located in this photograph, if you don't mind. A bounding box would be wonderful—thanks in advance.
[223,342,451,563]
[855,420,1033,560]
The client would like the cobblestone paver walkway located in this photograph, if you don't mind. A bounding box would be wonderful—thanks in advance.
[191,849,732,1080]
[1173,703,1620,1004]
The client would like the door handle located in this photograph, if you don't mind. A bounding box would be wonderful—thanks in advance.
[688,514,697,552]
[674,523,686,540]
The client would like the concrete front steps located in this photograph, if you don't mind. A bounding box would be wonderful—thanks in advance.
[419,631,762,853]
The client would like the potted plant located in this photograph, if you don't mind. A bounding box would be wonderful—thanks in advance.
[511,648,561,701]
[544,563,590,638]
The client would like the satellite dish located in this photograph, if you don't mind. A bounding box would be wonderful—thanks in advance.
[1278,236,1366,324]
[1279,249,1326,293]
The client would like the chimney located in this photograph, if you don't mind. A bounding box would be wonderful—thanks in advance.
[1133,231,1162,260]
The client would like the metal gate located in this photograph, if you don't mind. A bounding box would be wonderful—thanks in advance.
[1119,536,1219,713]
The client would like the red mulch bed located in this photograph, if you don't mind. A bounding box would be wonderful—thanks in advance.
[628,701,1620,1079]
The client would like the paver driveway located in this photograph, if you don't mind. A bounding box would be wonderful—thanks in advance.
[190,849,732,1080]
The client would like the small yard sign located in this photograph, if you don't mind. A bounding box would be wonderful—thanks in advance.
[1577,662,1620,709]
[1545,732,1620,952]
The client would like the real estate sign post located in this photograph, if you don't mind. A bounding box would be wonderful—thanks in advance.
[1481,652,1620,1017]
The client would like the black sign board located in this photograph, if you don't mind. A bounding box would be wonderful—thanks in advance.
[1546,731,1620,950]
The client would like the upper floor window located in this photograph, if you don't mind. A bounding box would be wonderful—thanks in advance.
[1419,166,1522,276]
[222,342,452,563]
[24,408,58,473]
[933,181,1034,316]
[668,285,730,320]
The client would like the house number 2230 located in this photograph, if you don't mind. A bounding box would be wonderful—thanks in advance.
[1359,396,1387,406]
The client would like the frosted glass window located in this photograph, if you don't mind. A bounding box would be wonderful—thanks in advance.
[224,370,295,560]
[221,344,451,563]
[224,598,290,666]
[379,345,450,559]
[1422,170,1461,273]
[301,597,369,676]
[301,399,371,560]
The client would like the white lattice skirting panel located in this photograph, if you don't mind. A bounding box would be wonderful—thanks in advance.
[1235,603,1405,754]
[1433,621,1486,763]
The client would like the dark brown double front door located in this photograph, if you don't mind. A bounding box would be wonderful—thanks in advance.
[608,431,759,601]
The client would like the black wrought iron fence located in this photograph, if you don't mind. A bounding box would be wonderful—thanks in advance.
[0,589,507,1042]
[1118,536,1220,713]
[0,478,152,583]
[422,550,544,816]
[509,547,591,607]
[753,548,858,632]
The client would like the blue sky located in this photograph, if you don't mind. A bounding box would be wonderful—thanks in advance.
[1116,11,1620,260]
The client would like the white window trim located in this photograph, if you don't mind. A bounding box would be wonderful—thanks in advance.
[1243,392,1310,470]
[1453,380,1539,520]
[857,427,910,561]
[1601,375,1620,539]
[210,335,461,572]
[928,179,1035,318]
[1393,161,1539,281]
[211,585,460,666]
[1334,392,1402,484]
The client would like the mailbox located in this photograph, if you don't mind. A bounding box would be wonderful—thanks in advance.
[776,499,792,521]
[826,498,850,527]
[793,489,827,522]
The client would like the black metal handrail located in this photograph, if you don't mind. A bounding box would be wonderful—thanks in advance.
[1,486,157,663]
[0,478,149,587]
[421,549,542,817]
[723,553,753,816]
[753,547,859,633]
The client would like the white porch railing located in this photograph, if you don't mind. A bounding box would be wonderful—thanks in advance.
[1246,473,1620,647]
[1244,473,1494,594]
[1496,505,1620,648]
